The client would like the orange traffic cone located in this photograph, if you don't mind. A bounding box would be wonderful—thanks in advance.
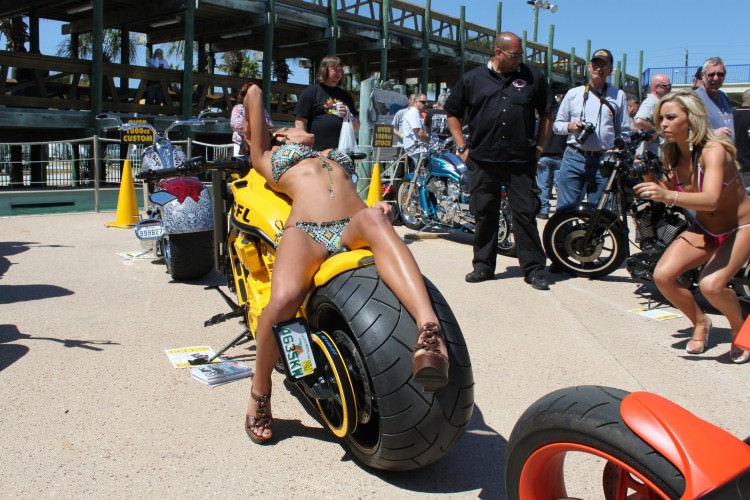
[106,159,139,228]
[366,162,383,207]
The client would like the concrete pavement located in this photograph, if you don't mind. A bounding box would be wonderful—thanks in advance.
[1,212,748,498]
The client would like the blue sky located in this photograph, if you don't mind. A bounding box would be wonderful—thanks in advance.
[4,0,749,84]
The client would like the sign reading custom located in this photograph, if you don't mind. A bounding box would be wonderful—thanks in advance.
[121,117,155,145]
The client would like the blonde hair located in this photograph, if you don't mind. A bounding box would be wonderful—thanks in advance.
[655,89,737,179]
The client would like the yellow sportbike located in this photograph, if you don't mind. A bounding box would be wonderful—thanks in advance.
[165,155,474,471]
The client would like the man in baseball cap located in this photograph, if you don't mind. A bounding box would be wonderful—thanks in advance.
[591,48,613,64]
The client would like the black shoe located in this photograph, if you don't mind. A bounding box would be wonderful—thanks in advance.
[524,274,550,290]
[465,269,494,283]
[537,213,549,220]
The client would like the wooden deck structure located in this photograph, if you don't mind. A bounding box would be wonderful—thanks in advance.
[0,0,641,140]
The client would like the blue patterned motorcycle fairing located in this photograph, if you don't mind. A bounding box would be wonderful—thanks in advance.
[161,186,214,234]
[142,139,186,172]
[429,152,466,181]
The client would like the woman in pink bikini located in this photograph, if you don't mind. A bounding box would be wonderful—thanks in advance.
[635,89,750,363]
[241,84,450,444]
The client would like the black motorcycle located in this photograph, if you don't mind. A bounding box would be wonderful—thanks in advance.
[543,131,750,306]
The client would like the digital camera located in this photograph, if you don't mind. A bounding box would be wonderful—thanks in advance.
[576,121,596,144]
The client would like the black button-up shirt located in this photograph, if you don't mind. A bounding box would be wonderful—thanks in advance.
[445,62,551,165]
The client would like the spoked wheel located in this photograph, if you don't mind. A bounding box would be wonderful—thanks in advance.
[506,386,683,499]
[396,180,426,230]
[497,197,517,257]
[543,212,626,278]
[310,331,357,438]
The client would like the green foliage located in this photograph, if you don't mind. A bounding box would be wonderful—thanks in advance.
[56,29,138,64]
[218,50,260,78]
[0,17,28,51]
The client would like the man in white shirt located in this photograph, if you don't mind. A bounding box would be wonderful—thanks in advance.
[399,93,429,151]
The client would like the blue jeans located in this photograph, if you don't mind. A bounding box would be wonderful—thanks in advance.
[536,155,561,215]
[556,147,608,212]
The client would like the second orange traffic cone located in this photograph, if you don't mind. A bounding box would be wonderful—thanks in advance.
[105,159,139,228]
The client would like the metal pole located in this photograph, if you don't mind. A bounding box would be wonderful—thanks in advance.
[532,6,539,42]
[621,53,627,89]
[570,47,575,84]
[496,1,502,35]
[546,24,554,83]
[459,5,466,79]
[182,0,196,118]
[421,0,431,93]
[328,0,338,55]
[263,0,275,109]
[380,0,390,81]
[93,136,101,212]
[521,30,527,63]
[638,50,644,100]
[585,39,591,80]
[91,0,103,132]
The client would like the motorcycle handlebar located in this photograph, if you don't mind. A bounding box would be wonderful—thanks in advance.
[135,155,251,180]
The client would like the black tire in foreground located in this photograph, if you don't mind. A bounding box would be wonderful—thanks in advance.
[307,265,474,471]
[505,385,684,499]
[165,231,215,280]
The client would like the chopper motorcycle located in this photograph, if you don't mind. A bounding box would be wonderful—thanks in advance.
[396,140,516,256]
[136,153,475,471]
[98,109,220,280]
[504,317,750,499]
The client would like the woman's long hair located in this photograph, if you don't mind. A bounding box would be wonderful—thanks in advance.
[316,55,342,85]
[655,89,737,179]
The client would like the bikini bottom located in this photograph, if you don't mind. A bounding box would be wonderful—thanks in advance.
[691,219,750,247]
[288,217,352,255]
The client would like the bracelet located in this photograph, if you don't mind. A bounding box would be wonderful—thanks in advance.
[667,191,679,208]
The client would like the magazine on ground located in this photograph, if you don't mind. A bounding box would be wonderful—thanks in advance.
[165,346,219,368]
[191,360,253,386]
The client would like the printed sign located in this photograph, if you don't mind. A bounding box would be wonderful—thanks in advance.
[121,117,155,145]
[373,124,395,148]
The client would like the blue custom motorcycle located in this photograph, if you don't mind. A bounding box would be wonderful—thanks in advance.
[396,142,516,256]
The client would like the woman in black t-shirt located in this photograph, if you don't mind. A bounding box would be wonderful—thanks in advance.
[294,55,359,151]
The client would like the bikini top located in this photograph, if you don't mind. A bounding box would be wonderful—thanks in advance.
[270,143,355,182]
[672,156,734,193]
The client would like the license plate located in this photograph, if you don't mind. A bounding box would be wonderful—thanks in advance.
[272,319,317,380]
[135,220,164,240]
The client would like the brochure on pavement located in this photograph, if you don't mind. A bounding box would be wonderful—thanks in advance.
[165,345,218,368]
[191,360,253,387]
[628,308,683,321]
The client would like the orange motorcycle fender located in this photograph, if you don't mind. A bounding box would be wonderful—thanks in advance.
[621,391,750,498]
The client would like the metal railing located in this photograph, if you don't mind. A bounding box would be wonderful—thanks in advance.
[642,64,750,86]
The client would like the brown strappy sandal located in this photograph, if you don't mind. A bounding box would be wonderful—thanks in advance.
[412,322,449,392]
[245,389,273,444]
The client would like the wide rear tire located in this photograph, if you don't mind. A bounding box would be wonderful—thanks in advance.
[165,231,215,280]
[505,386,683,499]
[307,265,474,471]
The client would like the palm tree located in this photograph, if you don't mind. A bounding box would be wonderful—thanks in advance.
[0,16,28,51]
[218,50,260,78]
[56,29,138,64]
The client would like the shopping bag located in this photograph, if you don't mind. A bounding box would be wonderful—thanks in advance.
[338,113,359,154]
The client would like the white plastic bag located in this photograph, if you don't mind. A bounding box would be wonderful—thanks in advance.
[338,113,358,154]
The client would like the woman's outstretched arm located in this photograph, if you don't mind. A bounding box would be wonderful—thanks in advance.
[243,85,274,181]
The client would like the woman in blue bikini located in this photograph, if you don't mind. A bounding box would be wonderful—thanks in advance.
[635,89,750,364]
[242,84,449,443]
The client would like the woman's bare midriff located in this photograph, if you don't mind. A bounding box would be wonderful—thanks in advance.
[276,156,367,225]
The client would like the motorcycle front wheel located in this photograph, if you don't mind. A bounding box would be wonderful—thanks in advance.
[307,265,474,471]
[543,212,626,278]
[505,386,683,499]
[497,197,517,257]
[396,180,427,231]
[164,231,215,280]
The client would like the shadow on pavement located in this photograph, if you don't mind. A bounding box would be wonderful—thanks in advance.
[375,405,507,498]
[0,284,74,305]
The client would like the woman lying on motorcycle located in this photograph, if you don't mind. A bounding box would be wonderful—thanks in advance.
[635,89,750,363]
[242,83,450,444]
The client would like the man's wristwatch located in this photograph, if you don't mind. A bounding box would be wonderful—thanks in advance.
[456,144,468,154]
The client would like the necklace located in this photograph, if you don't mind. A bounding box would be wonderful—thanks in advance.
[319,154,335,199]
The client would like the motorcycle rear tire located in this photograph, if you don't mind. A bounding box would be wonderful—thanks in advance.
[505,385,683,499]
[165,231,215,281]
[307,265,474,471]
[396,180,427,231]
[543,211,626,278]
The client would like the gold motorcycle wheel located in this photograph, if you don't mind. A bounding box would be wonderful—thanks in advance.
[311,331,358,438]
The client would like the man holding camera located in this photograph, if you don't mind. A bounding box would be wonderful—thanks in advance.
[553,49,631,212]
[446,32,552,290]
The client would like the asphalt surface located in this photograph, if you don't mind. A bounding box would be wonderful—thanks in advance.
[2,211,749,498]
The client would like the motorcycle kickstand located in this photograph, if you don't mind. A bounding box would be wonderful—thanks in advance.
[204,328,254,363]
[203,285,244,326]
